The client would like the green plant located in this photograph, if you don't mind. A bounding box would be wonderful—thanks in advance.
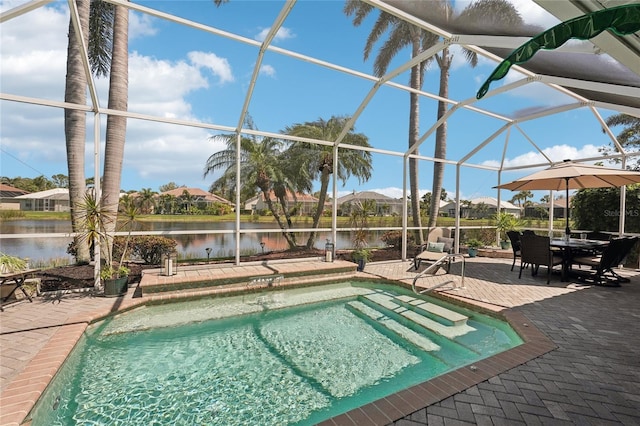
[494,212,522,241]
[0,252,27,273]
[127,236,178,264]
[465,238,483,249]
[380,230,415,251]
[99,265,130,281]
[77,192,138,284]
[351,248,372,262]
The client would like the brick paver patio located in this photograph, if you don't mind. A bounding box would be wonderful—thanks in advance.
[1,256,639,425]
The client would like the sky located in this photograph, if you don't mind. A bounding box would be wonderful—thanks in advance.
[0,0,627,204]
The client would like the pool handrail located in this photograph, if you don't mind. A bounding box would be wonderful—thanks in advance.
[412,253,466,295]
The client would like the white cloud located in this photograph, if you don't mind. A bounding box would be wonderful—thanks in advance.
[188,51,234,84]
[508,0,559,28]
[259,64,276,78]
[254,26,295,43]
[0,3,231,190]
[129,11,158,39]
[481,144,604,169]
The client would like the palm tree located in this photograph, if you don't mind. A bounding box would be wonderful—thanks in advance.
[64,0,111,263]
[157,193,174,214]
[425,0,522,227]
[137,188,157,214]
[100,1,129,239]
[204,118,301,248]
[345,0,523,237]
[64,0,124,263]
[602,113,640,169]
[67,0,229,263]
[283,116,373,248]
[344,1,439,245]
[180,189,194,214]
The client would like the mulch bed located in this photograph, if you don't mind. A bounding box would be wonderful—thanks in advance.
[36,247,405,292]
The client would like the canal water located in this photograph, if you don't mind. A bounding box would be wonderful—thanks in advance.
[0,220,387,264]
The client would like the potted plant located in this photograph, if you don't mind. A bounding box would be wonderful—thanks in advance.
[0,252,27,275]
[349,200,373,271]
[352,248,372,271]
[466,239,483,257]
[494,212,521,250]
[78,192,138,297]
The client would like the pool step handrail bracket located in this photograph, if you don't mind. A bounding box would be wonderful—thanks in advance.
[249,274,284,286]
[412,253,466,295]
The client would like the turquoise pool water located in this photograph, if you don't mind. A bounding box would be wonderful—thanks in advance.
[29,282,522,425]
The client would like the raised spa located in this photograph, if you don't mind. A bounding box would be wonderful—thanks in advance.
[28,281,522,425]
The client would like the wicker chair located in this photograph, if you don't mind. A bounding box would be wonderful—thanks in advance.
[506,230,521,271]
[519,234,563,284]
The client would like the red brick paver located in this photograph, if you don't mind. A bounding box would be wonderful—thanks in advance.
[1,256,639,425]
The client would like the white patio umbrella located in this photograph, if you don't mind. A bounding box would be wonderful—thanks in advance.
[496,160,640,236]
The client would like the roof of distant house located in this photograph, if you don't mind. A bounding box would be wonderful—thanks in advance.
[159,187,233,205]
[256,190,319,203]
[0,184,29,198]
[15,188,69,200]
[468,196,519,210]
[337,191,401,204]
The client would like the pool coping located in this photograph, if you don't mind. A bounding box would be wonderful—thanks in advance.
[0,276,556,426]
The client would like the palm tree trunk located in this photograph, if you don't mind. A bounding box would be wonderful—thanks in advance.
[65,0,90,264]
[409,36,424,244]
[262,193,297,249]
[429,47,450,227]
[306,167,331,248]
[101,3,128,250]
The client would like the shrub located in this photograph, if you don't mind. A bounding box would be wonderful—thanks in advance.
[127,236,178,265]
[0,210,25,220]
[380,230,415,251]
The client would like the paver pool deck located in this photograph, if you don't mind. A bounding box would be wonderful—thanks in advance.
[1,256,639,425]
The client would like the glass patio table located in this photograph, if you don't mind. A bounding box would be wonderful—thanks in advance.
[550,238,609,281]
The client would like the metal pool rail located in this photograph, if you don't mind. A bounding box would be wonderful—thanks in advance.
[412,253,466,295]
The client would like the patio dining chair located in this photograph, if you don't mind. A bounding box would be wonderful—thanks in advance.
[506,230,522,271]
[572,236,638,286]
[519,234,563,284]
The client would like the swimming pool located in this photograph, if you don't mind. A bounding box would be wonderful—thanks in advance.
[28,281,522,425]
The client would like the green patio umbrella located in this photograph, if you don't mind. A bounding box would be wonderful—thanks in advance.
[495,160,640,237]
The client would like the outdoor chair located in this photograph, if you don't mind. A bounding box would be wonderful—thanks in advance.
[587,231,612,241]
[506,230,522,271]
[413,227,454,272]
[572,236,638,286]
[519,234,563,284]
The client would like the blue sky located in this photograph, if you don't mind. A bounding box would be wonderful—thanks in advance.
[0,0,623,203]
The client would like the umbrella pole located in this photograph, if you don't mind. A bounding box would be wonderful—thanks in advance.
[565,177,570,238]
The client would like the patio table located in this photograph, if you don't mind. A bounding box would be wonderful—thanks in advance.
[0,269,39,311]
[550,238,609,281]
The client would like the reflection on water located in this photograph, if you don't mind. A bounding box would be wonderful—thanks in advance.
[0,220,386,264]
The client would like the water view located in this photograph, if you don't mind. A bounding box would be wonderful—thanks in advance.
[0,220,387,264]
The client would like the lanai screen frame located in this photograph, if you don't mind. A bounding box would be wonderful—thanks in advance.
[1,0,639,264]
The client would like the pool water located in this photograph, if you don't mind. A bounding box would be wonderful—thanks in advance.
[29,282,522,425]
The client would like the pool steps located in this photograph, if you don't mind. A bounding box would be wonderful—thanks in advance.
[361,293,475,339]
[394,295,467,326]
[347,301,441,352]
[347,292,482,360]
